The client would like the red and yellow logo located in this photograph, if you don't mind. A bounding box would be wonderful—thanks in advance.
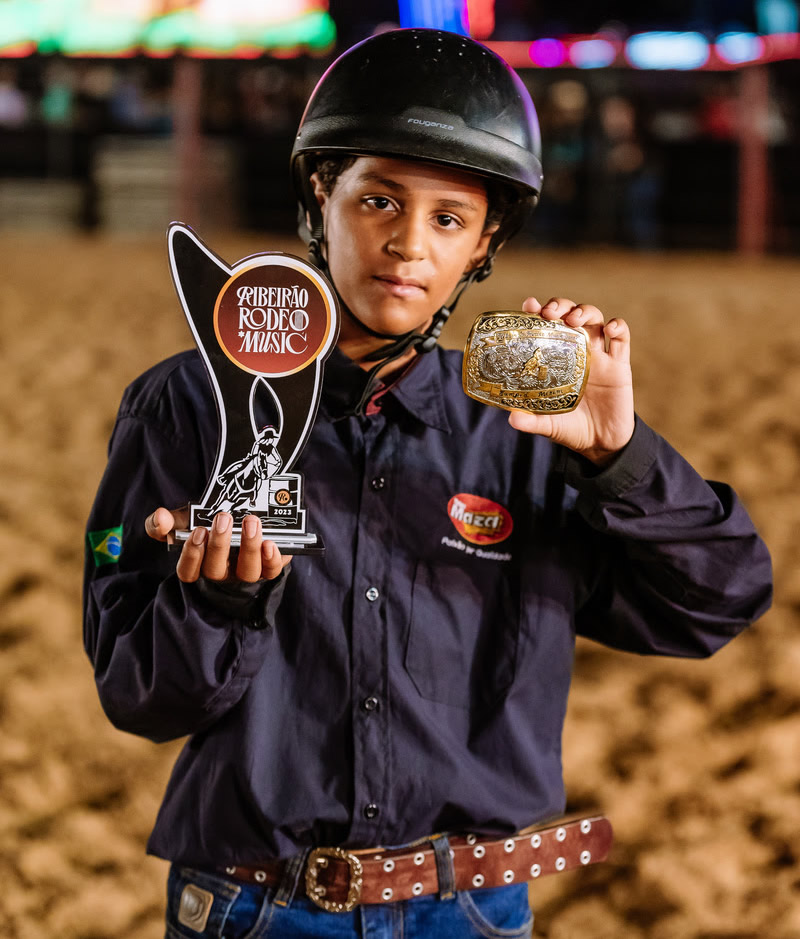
[214,256,334,378]
[447,493,513,545]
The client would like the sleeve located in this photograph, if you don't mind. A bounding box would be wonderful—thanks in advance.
[558,417,773,657]
[83,372,287,743]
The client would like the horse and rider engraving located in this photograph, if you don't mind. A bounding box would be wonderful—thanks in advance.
[479,333,577,390]
[207,427,283,515]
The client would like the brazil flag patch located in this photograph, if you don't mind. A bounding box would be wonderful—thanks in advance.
[88,525,123,567]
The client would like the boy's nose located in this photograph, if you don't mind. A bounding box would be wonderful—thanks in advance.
[386,213,427,261]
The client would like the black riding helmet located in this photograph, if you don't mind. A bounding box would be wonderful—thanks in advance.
[290,28,543,412]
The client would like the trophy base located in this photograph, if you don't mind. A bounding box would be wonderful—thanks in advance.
[174,503,325,556]
[173,530,325,556]
[265,532,326,556]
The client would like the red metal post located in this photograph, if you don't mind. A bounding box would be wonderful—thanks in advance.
[737,65,770,256]
[172,56,203,225]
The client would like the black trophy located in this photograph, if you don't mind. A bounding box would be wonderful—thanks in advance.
[168,223,339,554]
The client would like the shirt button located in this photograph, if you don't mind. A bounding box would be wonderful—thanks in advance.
[364,803,380,820]
[365,586,380,602]
[371,476,386,491]
[362,696,379,712]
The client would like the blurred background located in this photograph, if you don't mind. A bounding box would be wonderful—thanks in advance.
[0,0,798,251]
[1,2,799,937]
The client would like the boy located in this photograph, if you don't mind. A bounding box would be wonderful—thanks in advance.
[84,29,772,938]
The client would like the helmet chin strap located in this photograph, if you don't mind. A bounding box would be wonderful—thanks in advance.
[308,232,493,416]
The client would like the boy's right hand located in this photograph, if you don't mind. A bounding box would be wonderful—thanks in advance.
[145,507,290,584]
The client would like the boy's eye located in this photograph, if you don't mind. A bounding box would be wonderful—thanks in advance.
[436,214,460,229]
[366,196,392,210]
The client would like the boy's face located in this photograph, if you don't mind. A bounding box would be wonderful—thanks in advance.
[311,156,496,339]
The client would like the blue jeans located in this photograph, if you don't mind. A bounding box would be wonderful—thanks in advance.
[165,859,534,938]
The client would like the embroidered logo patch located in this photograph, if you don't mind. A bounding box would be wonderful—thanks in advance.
[88,525,123,567]
[447,493,513,545]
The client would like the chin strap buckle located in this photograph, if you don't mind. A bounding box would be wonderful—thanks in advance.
[417,307,450,354]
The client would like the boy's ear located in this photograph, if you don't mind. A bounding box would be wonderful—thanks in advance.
[467,224,500,273]
[309,172,327,210]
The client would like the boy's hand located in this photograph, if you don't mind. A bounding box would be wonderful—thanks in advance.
[507,296,635,466]
[145,507,291,583]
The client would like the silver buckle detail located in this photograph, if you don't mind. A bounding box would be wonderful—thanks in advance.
[305,847,364,912]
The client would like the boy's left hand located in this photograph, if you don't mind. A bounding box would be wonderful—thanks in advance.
[146,508,291,584]
[508,296,635,466]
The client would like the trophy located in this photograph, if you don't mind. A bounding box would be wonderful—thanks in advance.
[463,311,589,414]
[168,223,339,554]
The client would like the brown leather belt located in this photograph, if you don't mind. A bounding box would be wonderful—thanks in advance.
[221,816,612,913]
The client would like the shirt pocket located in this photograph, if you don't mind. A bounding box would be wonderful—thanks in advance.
[405,559,520,709]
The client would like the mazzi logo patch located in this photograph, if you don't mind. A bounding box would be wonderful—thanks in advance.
[447,493,513,545]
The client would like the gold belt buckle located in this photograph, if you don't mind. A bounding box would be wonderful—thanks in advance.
[463,311,590,414]
[305,846,364,912]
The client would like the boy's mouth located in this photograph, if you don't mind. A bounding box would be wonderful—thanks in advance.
[373,275,426,298]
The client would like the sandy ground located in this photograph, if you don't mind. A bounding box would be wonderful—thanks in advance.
[0,232,798,938]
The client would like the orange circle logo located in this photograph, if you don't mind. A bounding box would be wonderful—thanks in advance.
[447,493,513,545]
[275,489,291,505]
[214,257,333,377]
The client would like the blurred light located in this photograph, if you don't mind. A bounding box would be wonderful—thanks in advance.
[716,31,764,64]
[398,0,468,34]
[0,43,34,57]
[626,31,710,69]
[142,10,236,56]
[569,39,616,69]
[0,0,335,58]
[487,34,800,70]
[57,15,142,57]
[465,0,494,39]
[0,0,41,52]
[756,0,799,34]
[529,37,566,67]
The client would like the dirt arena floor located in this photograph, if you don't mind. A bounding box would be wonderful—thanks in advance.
[0,231,798,938]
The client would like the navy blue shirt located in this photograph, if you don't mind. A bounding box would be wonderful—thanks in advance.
[84,346,772,867]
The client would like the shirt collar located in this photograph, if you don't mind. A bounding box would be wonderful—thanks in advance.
[320,346,452,434]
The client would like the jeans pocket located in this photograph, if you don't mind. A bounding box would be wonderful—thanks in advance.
[456,885,534,939]
[166,866,268,939]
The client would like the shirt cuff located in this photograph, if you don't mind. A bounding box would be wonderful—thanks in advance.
[194,568,289,630]
[555,416,659,500]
